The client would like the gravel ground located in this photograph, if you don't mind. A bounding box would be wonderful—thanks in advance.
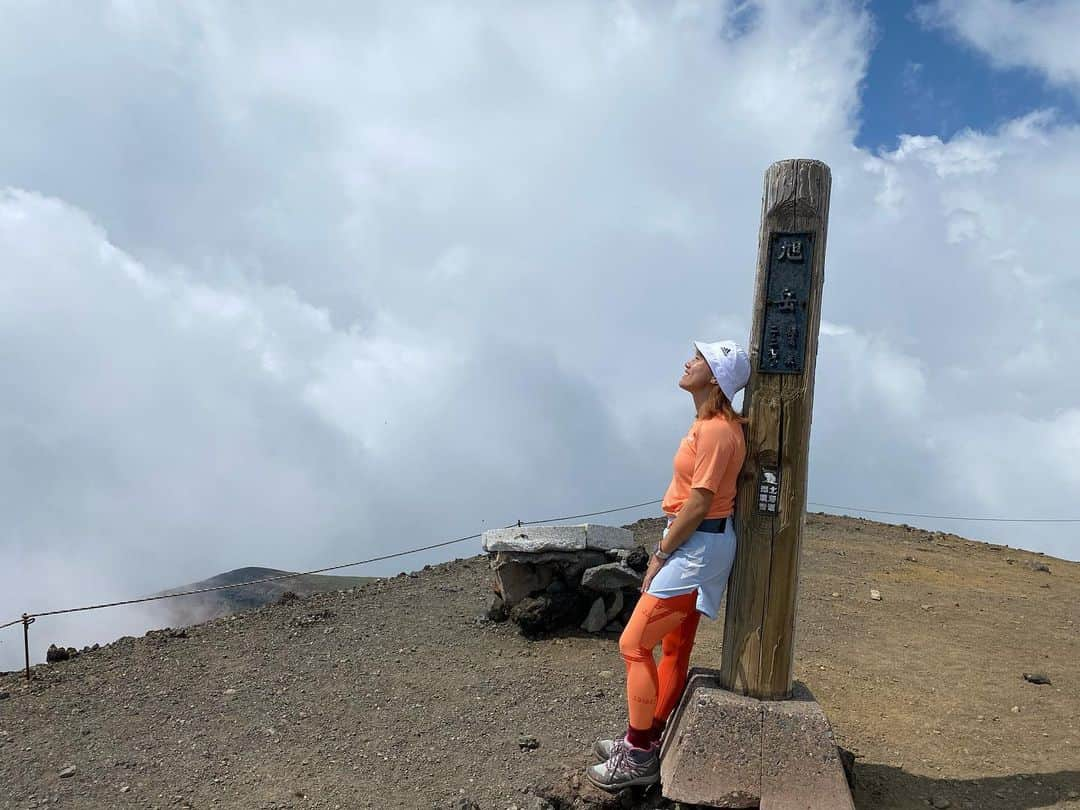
[0,514,1077,809]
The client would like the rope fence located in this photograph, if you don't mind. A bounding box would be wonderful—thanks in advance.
[3,495,1078,680]
[0,497,667,679]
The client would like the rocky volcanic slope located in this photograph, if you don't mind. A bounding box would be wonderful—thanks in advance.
[0,514,1077,810]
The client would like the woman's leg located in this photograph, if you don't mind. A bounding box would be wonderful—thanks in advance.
[653,605,702,731]
[618,591,698,745]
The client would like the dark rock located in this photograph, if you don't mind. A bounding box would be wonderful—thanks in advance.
[509,596,550,635]
[509,590,589,637]
[486,595,508,623]
[605,546,649,572]
[448,799,479,810]
[517,735,540,751]
[146,627,187,641]
[624,547,650,573]
[1023,672,1051,685]
[46,644,70,663]
[0,690,10,700]
[278,591,300,604]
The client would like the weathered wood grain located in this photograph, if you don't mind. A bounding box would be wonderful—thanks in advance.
[720,159,831,699]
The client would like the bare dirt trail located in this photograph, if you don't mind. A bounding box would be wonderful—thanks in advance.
[1,513,1077,809]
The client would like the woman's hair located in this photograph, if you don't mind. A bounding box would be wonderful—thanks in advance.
[698,384,749,425]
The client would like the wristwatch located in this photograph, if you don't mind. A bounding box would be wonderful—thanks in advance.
[653,545,672,561]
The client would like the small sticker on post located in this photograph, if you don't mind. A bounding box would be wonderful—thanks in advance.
[758,467,780,515]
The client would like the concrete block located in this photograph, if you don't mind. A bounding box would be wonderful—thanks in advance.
[760,685,855,810]
[482,525,586,553]
[660,672,854,810]
[659,667,725,762]
[660,670,761,808]
[584,523,636,551]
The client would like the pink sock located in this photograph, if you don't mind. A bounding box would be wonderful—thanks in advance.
[625,724,652,749]
[649,719,666,743]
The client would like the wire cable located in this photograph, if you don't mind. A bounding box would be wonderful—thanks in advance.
[518,498,662,525]
[807,502,1080,523]
[3,494,1077,633]
[0,496,664,629]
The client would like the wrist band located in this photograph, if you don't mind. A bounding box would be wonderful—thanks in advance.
[653,545,672,560]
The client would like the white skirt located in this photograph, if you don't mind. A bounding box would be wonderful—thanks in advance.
[644,518,737,620]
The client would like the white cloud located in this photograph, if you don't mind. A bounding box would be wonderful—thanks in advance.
[808,111,1080,563]
[1,1,1079,667]
[929,408,1080,558]
[820,320,854,337]
[918,0,1080,94]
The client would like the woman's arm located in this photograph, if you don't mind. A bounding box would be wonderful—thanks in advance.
[640,487,713,593]
[657,487,713,555]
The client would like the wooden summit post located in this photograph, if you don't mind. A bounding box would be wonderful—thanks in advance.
[720,158,831,701]
[660,160,851,808]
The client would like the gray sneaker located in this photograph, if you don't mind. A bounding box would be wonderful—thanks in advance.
[593,735,659,761]
[585,742,660,792]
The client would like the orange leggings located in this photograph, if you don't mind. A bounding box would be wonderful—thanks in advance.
[618,590,701,731]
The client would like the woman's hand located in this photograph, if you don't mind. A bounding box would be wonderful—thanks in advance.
[641,555,666,593]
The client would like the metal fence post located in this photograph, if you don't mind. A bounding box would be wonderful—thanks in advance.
[22,614,34,681]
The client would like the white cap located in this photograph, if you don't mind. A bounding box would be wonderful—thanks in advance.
[693,340,751,402]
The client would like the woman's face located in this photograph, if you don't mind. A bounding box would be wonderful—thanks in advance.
[679,350,714,392]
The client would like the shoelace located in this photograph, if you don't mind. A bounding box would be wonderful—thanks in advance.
[609,737,629,760]
[605,744,630,778]
[605,741,654,779]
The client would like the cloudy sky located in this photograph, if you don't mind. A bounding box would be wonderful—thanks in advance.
[2,0,1078,667]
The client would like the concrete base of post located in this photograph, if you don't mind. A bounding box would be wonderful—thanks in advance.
[659,668,854,809]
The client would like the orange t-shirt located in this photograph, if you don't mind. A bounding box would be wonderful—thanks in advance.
[661,416,746,518]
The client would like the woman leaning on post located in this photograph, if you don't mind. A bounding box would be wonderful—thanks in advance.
[586,339,750,792]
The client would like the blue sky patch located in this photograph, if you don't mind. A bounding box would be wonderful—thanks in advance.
[857,1,1079,152]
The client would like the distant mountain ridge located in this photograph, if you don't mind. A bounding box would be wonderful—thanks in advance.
[154,566,378,626]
